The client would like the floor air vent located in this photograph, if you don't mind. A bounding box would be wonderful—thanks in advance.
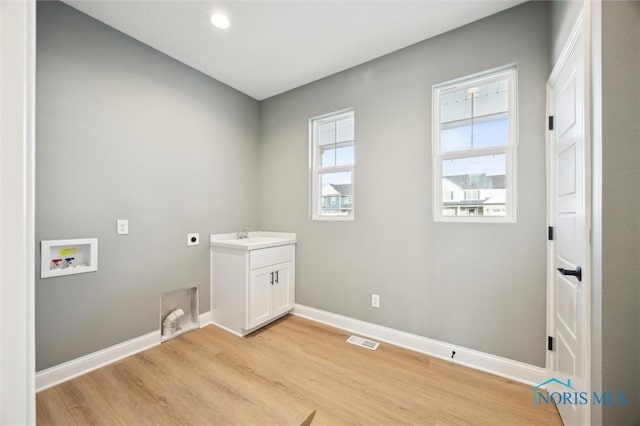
[346,335,380,350]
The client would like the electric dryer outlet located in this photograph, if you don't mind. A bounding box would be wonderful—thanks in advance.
[187,233,200,246]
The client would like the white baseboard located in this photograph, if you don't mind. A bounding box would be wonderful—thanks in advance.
[293,304,548,387]
[36,307,547,392]
[36,311,213,392]
[35,330,160,392]
[199,310,212,326]
[210,321,245,337]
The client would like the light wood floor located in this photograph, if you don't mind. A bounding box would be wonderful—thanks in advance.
[37,315,561,425]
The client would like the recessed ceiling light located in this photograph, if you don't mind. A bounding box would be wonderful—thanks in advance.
[210,13,230,30]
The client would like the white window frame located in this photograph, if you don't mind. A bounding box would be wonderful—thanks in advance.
[309,108,355,221]
[432,64,518,223]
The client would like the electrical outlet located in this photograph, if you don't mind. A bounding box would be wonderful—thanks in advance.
[116,219,128,235]
[187,233,199,246]
[371,294,380,308]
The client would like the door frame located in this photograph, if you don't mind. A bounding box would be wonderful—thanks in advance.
[0,0,37,423]
[545,6,592,425]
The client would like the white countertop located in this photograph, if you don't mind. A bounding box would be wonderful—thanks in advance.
[210,231,296,251]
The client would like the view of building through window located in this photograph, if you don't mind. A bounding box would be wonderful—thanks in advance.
[442,154,506,217]
[320,171,352,215]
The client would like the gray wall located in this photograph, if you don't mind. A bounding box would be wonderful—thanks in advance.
[599,2,640,424]
[258,2,550,366]
[36,1,259,371]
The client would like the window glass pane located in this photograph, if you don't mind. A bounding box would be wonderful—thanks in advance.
[320,145,335,167]
[441,89,471,123]
[441,154,506,217]
[441,119,472,153]
[335,142,354,166]
[440,77,510,153]
[336,117,354,143]
[318,122,335,146]
[320,142,354,167]
[473,113,508,149]
[473,78,509,116]
[441,115,508,153]
[319,171,352,217]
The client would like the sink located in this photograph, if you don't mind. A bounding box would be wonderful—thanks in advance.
[210,232,296,250]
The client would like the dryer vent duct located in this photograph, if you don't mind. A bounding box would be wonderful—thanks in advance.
[162,308,185,336]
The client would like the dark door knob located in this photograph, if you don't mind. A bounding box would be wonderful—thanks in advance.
[557,266,582,282]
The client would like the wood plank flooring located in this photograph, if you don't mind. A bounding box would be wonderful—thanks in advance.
[37,315,562,425]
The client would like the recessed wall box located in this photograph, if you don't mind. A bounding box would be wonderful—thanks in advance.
[41,238,98,278]
[160,286,199,342]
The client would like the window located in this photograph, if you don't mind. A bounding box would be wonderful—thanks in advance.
[310,109,355,220]
[464,189,481,201]
[432,65,517,222]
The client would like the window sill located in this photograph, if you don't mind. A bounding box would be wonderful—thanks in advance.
[434,216,517,224]
[312,215,354,222]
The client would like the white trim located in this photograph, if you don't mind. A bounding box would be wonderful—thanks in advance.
[432,63,518,90]
[546,7,592,426]
[293,304,548,386]
[199,310,212,326]
[0,0,36,423]
[588,0,602,423]
[544,87,556,374]
[34,306,547,393]
[210,321,246,337]
[208,311,294,338]
[36,311,214,392]
[548,12,585,84]
[35,331,161,393]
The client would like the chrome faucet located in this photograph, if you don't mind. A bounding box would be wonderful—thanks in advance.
[236,225,252,239]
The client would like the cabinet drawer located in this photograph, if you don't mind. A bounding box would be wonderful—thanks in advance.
[250,244,293,270]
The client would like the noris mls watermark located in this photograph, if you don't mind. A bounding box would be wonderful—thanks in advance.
[532,378,627,407]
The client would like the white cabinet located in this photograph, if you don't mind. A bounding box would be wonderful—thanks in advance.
[248,261,292,329]
[271,261,293,317]
[210,233,295,336]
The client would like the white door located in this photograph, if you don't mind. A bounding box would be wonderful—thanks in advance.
[547,24,589,426]
[248,266,273,329]
[272,261,293,317]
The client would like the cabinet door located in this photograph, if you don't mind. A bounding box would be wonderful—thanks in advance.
[248,265,273,329]
[272,261,293,317]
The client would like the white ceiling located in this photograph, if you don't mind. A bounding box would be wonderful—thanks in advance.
[65,0,527,100]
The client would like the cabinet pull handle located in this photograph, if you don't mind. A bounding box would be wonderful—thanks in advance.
[275,270,279,283]
[270,272,274,285]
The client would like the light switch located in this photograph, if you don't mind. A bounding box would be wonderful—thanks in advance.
[117,219,128,235]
